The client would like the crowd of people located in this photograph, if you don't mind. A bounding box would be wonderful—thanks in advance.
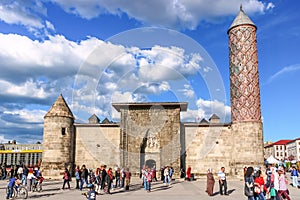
[4,165,44,199]
[244,164,298,200]
[204,164,300,199]
[3,163,299,199]
[69,164,132,196]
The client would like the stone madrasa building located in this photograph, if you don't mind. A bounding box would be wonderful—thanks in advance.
[41,7,264,178]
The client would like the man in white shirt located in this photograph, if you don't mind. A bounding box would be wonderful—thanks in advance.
[217,167,228,195]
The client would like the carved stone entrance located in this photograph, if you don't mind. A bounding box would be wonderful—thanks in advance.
[113,102,187,177]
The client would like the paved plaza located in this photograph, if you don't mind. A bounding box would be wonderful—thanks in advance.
[1,177,300,200]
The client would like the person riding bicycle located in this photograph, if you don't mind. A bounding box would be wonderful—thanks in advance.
[32,167,43,190]
[6,175,19,199]
[32,175,44,192]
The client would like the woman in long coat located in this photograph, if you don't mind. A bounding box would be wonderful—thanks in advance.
[186,166,191,181]
[205,168,215,196]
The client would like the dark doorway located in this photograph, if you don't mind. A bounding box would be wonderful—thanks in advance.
[140,129,150,171]
[145,159,156,169]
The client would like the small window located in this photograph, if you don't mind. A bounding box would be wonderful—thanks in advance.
[62,127,66,135]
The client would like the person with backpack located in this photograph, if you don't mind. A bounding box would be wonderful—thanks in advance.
[144,168,152,192]
[62,168,71,190]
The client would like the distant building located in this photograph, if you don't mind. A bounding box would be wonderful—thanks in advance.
[264,140,293,161]
[0,140,42,166]
[286,138,300,161]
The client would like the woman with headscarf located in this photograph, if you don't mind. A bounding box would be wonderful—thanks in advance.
[205,168,215,196]
[244,166,255,200]
[186,166,191,181]
[277,166,290,200]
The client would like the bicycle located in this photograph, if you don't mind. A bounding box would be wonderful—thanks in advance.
[32,176,44,192]
[6,184,28,199]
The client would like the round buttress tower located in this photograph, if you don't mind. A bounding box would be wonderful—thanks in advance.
[41,94,75,178]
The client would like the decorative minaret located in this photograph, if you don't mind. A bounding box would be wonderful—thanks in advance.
[41,94,75,178]
[228,6,264,176]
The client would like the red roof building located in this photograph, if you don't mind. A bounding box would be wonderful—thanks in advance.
[264,140,293,161]
[286,138,300,161]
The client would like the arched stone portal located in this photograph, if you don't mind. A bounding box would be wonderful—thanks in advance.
[114,102,186,176]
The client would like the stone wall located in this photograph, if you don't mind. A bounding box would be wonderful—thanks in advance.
[183,122,263,178]
[183,124,233,177]
[231,122,264,177]
[119,105,181,176]
[74,125,120,170]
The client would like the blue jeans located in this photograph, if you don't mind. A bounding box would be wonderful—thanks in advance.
[22,174,27,185]
[164,175,170,184]
[80,178,87,190]
[144,181,151,191]
[6,186,13,199]
[256,192,266,200]
[248,197,255,200]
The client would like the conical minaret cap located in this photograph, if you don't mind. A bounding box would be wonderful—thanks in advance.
[228,5,256,33]
[44,94,74,119]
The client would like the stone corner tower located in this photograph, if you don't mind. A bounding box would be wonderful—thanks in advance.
[41,94,75,178]
[227,6,264,177]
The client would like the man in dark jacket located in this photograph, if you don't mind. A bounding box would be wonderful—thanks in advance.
[80,164,88,190]
[100,165,107,190]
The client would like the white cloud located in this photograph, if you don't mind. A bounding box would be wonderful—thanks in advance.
[3,109,46,125]
[0,79,49,99]
[0,106,45,144]
[0,33,103,83]
[178,84,195,99]
[0,0,275,37]
[196,98,231,122]
[180,98,231,123]
[0,31,218,139]
[138,45,202,81]
[0,1,55,37]
[0,135,9,143]
[266,2,275,10]
[51,0,274,29]
[266,64,300,84]
[0,1,45,28]
[45,20,55,31]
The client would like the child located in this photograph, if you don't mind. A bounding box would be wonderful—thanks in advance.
[6,175,18,199]
[86,183,96,200]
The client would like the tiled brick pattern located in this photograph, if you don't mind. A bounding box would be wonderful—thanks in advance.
[228,25,262,122]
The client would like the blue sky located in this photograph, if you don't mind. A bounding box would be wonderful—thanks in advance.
[0,0,299,144]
